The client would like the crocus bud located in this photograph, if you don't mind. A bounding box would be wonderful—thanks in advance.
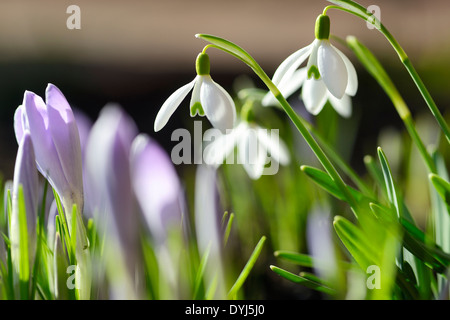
[13,84,88,249]
[10,132,39,278]
[130,134,183,244]
[85,104,140,299]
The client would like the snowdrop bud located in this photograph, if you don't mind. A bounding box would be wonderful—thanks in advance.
[315,14,330,40]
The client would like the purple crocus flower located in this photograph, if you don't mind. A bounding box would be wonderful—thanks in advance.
[11,131,39,273]
[85,104,140,298]
[72,109,95,216]
[130,134,183,244]
[13,84,87,248]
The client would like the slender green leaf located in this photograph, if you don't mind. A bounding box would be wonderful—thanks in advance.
[270,265,335,296]
[193,243,211,300]
[333,216,379,270]
[274,250,355,270]
[223,213,234,247]
[228,236,266,299]
[17,186,30,300]
[430,174,450,211]
[301,165,369,204]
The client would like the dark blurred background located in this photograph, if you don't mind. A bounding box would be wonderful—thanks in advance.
[0,0,449,182]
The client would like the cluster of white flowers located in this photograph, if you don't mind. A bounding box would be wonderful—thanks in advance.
[154,14,358,179]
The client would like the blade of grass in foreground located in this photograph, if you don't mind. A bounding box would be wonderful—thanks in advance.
[270,265,335,296]
[228,236,266,299]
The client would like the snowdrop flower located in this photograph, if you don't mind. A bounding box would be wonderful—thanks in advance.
[204,115,290,180]
[14,84,88,249]
[154,52,236,133]
[263,14,358,117]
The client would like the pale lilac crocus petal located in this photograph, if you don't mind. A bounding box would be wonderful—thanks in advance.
[333,45,358,96]
[328,92,352,118]
[130,134,182,243]
[317,42,348,99]
[238,128,267,180]
[13,105,25,144]
[73,108,93,157]
[302,77,328,115]
[45,84,83,206]
[203,123,244,167]
[256,127,290,166]
[22,91,68,192]
[272,42,313,86]
[306,209,338,284]
[200,76,236,133]
[85,104,138,277]
[154,77,197,132]
[11,131,39,270]
[194,165,226,298]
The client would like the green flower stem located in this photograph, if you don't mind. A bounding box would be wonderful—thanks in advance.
[303,120,376,198]
[197,35,359,211]
[346,36,437,174]
[324,3,450,143]
[274,92,359,210]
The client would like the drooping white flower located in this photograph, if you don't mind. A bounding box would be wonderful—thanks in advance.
[204,121,290,180]
[154,52,236,133]
[263,14,358,118]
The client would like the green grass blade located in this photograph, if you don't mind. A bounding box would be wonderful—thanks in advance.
[223,213,234,247]
[333,216,379,270]
[30,179,48,299]
[17,186,30,300]
[193,243,211,300]
[430,174,450,212]
[228,236,266,299]
[274,250,356,270]
[301,165,368,203]
[270,265,335,296]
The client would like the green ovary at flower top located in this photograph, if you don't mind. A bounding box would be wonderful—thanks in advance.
[263,13,358,118]
[154,52,237,133]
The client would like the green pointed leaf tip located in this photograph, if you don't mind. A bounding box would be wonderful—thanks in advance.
[430,174,450,206]
[315,14,330,40]
[196,52,210,76]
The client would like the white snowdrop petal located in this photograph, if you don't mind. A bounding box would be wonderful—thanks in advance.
[189,76,203,113]
[317,42,348,99]
[306,39,321,77]
[328,92,352,118]
[238,128,266,180]
[264,68,307,107]
[256,128,290,165]
[302,77,328,115]
[278,68,307,100]
[333,45,358,96]
[203,123,244,167]
[200,76,236,133]
[154,77,196,132]
[272,43,313,86]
